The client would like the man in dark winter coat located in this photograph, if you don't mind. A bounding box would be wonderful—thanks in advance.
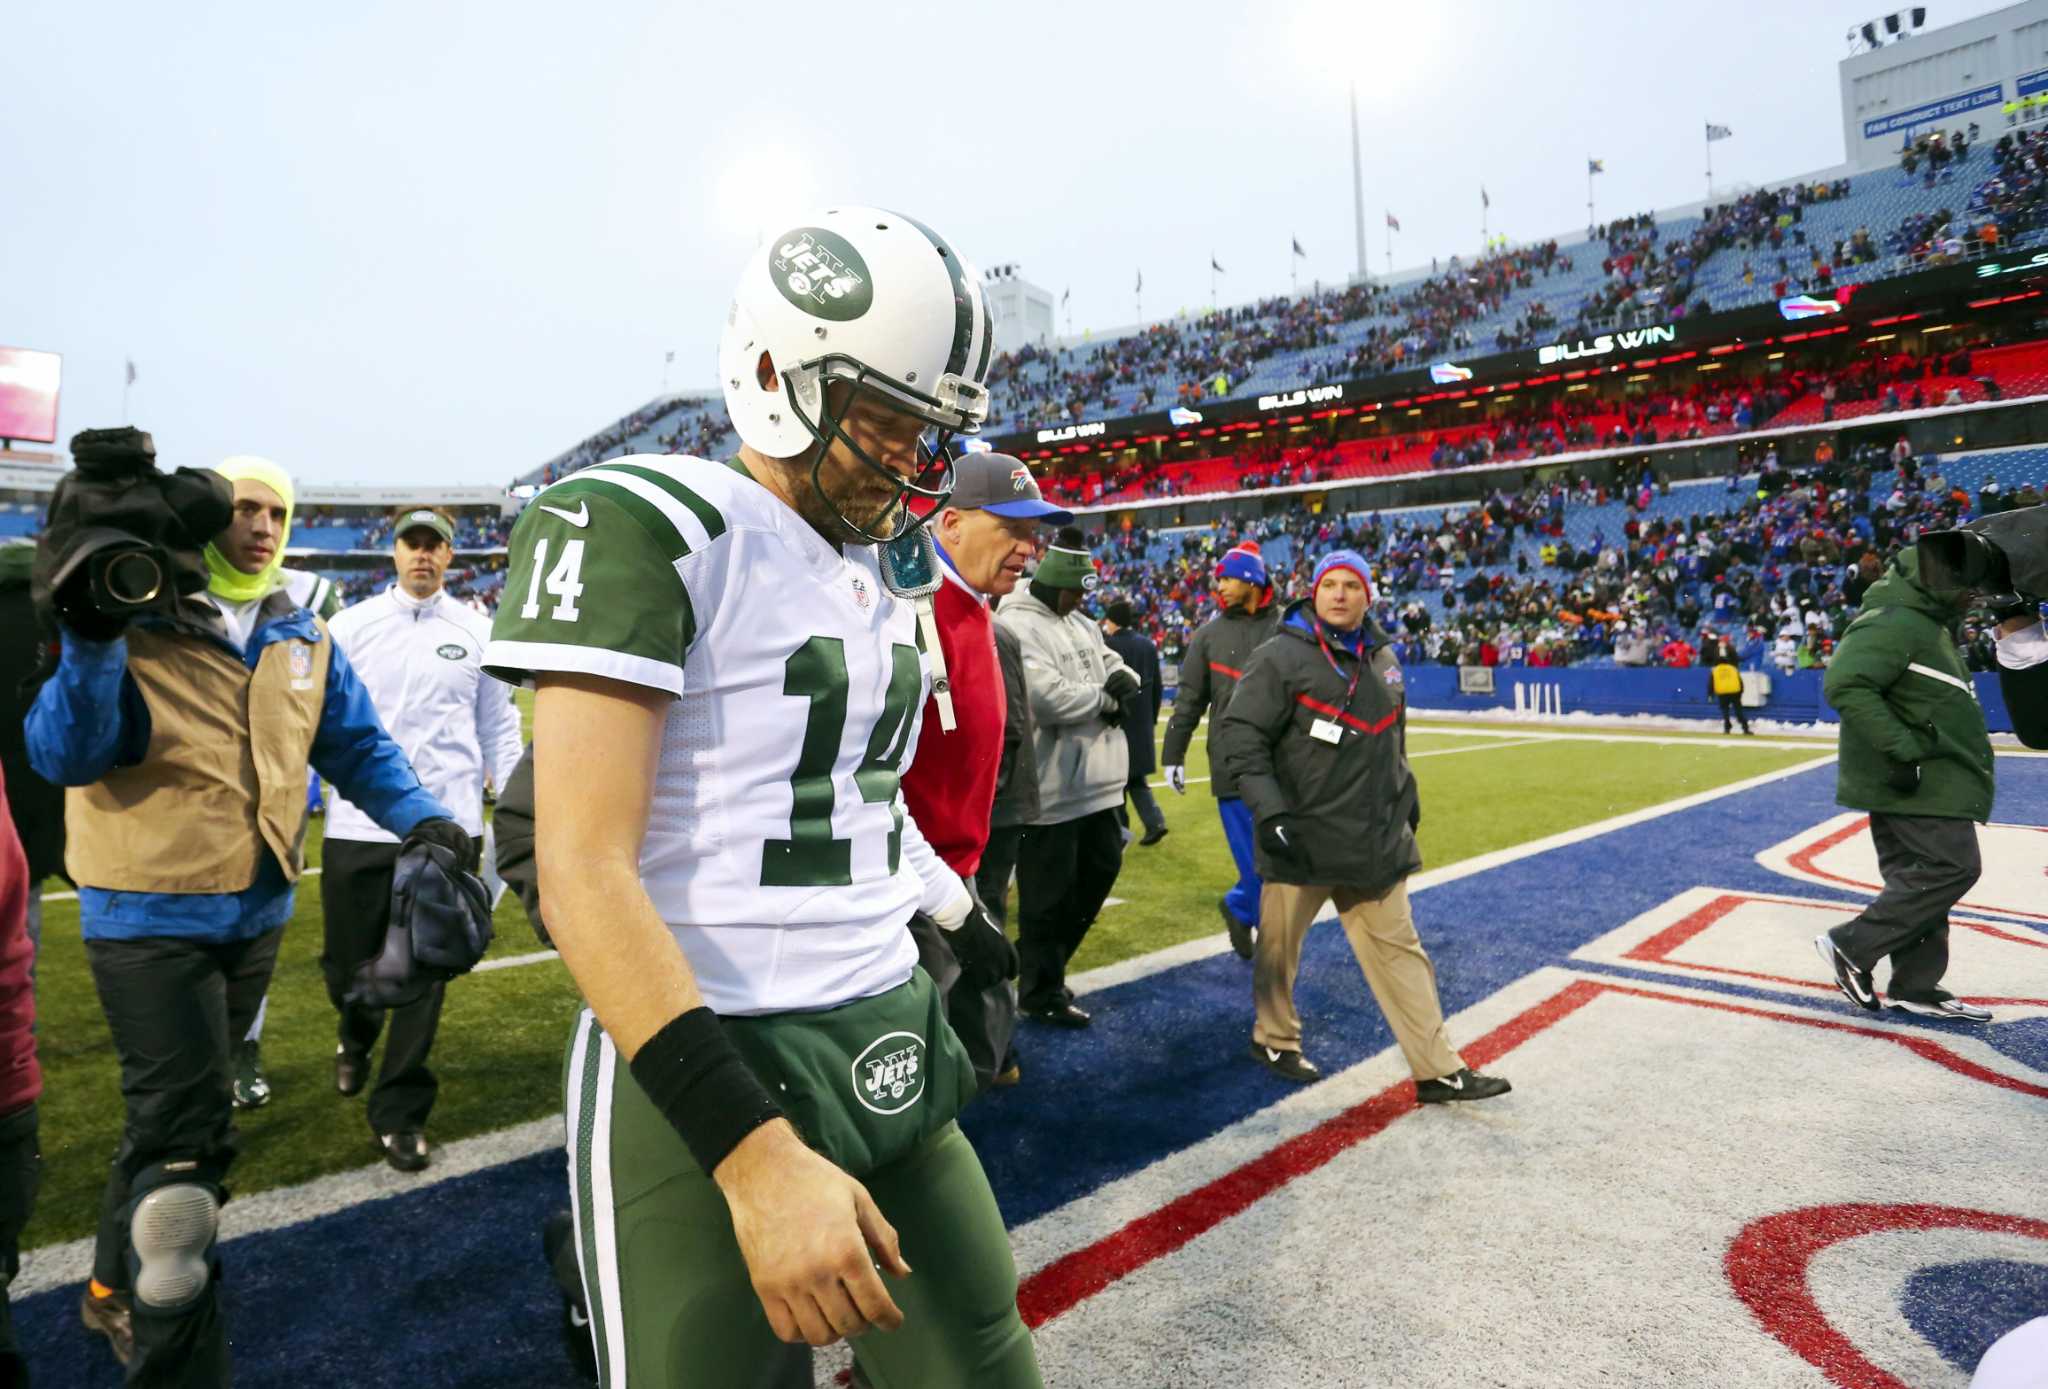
[1102,599,1167,847]
[1817,549,1997,1022]
[1214,550,1512,1103]
[1162,544,1281,957]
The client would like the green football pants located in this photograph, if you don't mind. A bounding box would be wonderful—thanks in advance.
[563,1003,1041,1388]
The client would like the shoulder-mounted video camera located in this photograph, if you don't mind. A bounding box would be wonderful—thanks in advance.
[30,428,232,641]
[1917,503,2048,620]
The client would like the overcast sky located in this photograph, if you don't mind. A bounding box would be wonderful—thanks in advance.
[1,0,2019,486]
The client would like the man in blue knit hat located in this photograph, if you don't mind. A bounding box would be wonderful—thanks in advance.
[1162,542,1279,958]
[1213,549,1510,1100]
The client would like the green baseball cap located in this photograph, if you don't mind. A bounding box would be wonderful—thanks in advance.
[1033,543,1099,591]
[395,508,454,544]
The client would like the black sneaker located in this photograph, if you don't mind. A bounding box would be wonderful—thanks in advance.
[378,1131,431,1173]
[1248,1043,1321,1083]
[1221,899,1255,960]
[231,1039,271,1109]
[1888,991,1994,1022]
[1415,1068,1511,1103]
[1814,932,1878,1011]
[1139,825,1170,847]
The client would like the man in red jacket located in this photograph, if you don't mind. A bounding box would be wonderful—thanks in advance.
[902,452,1071,1089]
[0,766,42,1384]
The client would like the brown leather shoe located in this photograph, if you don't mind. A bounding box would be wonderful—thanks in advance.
[80,1285,134,1365]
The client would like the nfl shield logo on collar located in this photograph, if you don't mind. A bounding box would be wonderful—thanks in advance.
[850,575,871,610]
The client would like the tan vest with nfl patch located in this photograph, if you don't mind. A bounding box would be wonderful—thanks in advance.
[65,618,333,894]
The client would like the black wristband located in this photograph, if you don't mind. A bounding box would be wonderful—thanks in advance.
[626,1008,785,1176]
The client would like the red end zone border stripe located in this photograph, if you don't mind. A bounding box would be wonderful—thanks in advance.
[1294,694,1399,735]
[1788,816,2048,923]
[1015,977,2048,1331]
[1728,1203,2048,1389]
[1622,891,2048,1007]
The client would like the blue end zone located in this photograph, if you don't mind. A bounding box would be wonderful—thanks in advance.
[20,757,2047,1384]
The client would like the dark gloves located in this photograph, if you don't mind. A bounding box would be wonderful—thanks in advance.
[1884,760,1921,796]
[1408,799,1422,833]
[941,882,1020,988]
[1103,667,1141,702]
[1258,815,1306,868]
[403,816,480,874]
[1097,692,1126,728]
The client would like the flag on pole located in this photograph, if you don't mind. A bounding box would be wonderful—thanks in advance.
[125,359,137,386]
[1061,287,1070,307]
[1210,255,1225,274]
[1385,211,1401,231]
[663,350,675,364]
[1135,269,1143,293]
[1481,186,1490,208]
[1706,122,1733,142]
[1291,236,1306,258]
[1588,158,1605,175]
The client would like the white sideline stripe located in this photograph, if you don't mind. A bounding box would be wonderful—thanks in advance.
[16,1116,564,1296]
[474,948,560,974]
[1070,751,1840,997]
[16,750,1844,1281]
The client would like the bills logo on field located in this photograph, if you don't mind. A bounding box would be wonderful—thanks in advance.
[852,1031,926,1114]
[850,575,871,610]
[288,642,315,691]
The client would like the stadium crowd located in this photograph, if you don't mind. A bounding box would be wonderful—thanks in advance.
[1082,442,2010,682]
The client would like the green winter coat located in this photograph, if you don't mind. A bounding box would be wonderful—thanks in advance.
[1823,550,1994,822]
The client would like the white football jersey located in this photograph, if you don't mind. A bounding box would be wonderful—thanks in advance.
[485,455,933,1015]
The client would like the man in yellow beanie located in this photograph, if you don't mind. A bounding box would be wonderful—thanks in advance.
[27,452,463,1385]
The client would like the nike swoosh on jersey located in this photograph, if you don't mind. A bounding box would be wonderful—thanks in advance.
[539,501,590,527]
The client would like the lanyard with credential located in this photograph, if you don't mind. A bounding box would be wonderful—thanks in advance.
[1313,621,1364,713]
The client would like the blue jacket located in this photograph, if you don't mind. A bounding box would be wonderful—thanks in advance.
[27,604,448,942]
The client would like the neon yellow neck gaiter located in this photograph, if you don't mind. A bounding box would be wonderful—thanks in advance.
[203,455,296,603]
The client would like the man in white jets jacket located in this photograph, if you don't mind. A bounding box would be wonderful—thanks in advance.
[322,508,524,1172]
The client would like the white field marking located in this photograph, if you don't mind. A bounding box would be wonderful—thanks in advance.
[16,1116,564,1295]
[474,949,560,974]
[1073,751,1840,997]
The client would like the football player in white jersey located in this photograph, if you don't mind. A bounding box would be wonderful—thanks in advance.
[486,208,1040,1387]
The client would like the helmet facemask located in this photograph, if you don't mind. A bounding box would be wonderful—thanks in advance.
[781,353,987,544]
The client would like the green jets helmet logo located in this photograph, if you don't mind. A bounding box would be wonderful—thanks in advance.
[435,643,468,661]
[851,1030,925,1115]
[772,229,872,321]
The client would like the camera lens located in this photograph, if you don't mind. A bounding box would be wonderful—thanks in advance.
[100,550,164,607]
[1918,530,2008,593]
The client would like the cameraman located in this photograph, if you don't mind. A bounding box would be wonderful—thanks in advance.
[1994,612,2048,747]
[26,453,461,1384]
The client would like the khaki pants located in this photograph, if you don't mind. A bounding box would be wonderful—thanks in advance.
[1254,881,1464,1081]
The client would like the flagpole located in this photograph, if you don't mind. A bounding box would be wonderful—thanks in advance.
[1704,123,1714,201]
[1587,157,1596,233]
[1481,191,1488,253]
[123,367,131,425]
[1385,222,1393,277]
[1350,83,1368,283]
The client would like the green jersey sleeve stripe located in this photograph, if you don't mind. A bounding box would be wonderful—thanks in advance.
[545,475,691,561]
[600,463,728,544]
[482,639,686,697]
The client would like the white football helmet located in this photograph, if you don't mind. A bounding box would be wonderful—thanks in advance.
[719,206,994,540]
